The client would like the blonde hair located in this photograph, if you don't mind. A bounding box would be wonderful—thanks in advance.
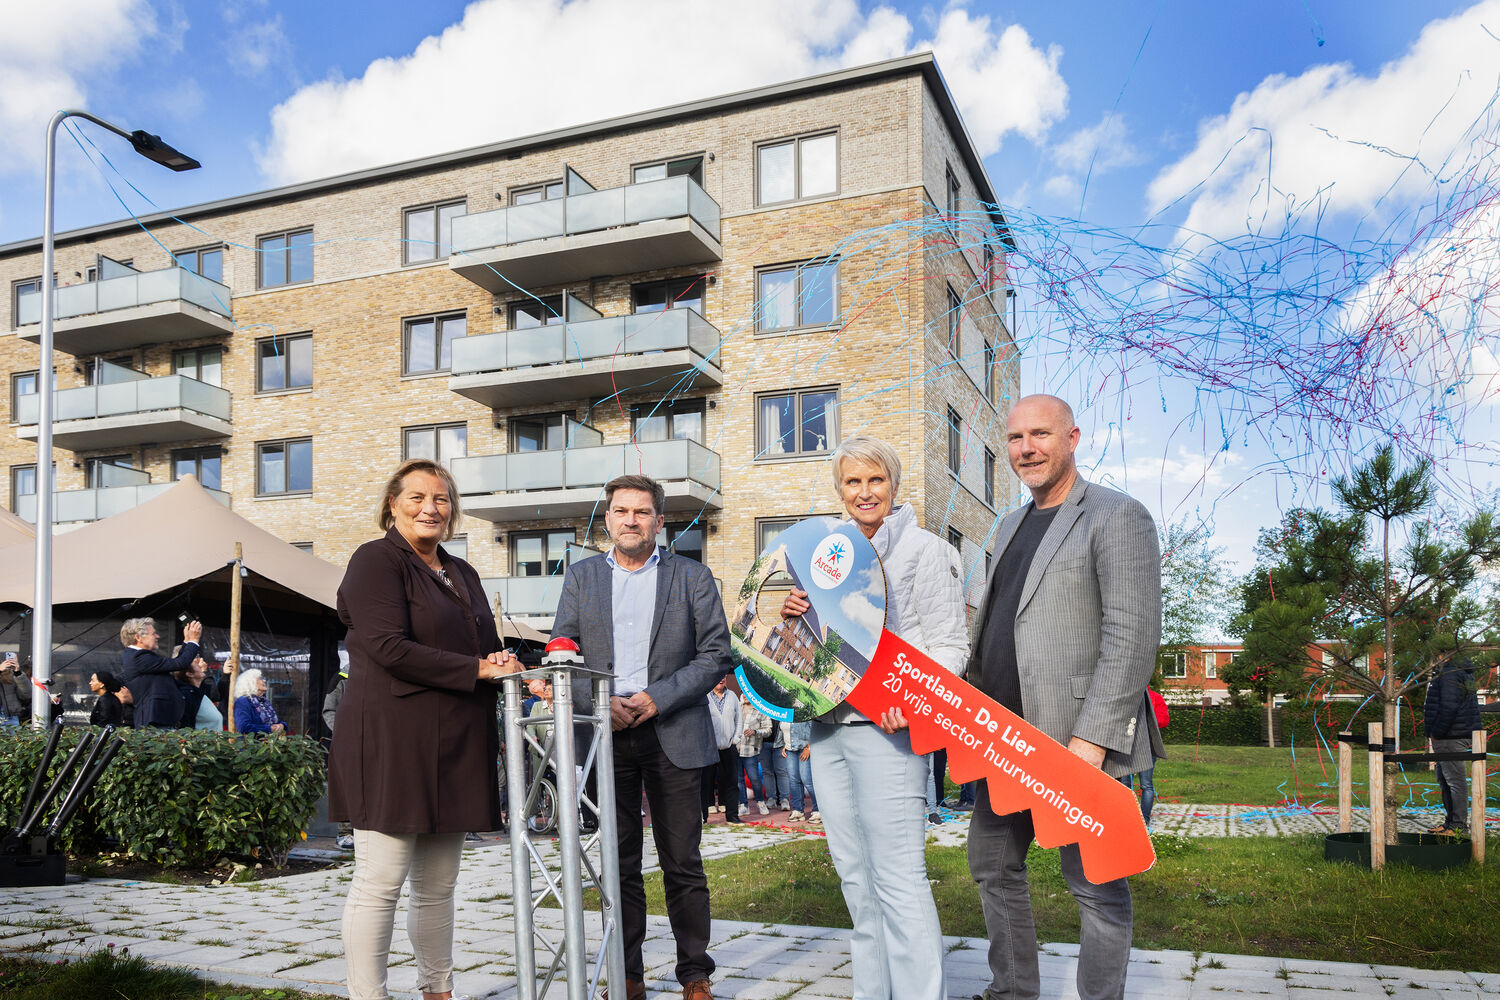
[377,459,461,541]
[829,435,902,501]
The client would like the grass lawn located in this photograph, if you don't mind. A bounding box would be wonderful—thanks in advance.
[1151,743,1458,807]
[0,950,343,1000]
[662,834,1500,972]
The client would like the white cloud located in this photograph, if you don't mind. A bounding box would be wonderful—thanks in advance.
[1043,175,1080,199]
[224,10,292,79]
[839,591,885,642]
[255,0,1069,185]
[1147,0,1500,237]
[0,1,160,175]
[1052,114,1143,174]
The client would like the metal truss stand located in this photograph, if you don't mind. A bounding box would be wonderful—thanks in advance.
[502,657,627,1000]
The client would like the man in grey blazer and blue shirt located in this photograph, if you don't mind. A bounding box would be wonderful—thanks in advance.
[967,395,1163,1000]
[551,474,731,1000]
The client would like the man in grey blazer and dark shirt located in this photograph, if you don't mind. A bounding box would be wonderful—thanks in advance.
[967,395,1163,1000]
[551,474,731,1000]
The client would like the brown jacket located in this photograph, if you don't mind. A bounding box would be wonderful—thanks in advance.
[328,528,503,833]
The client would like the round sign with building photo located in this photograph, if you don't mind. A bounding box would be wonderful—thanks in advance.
[729,517,886,722]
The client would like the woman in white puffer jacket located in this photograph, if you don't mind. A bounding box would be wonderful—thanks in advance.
[783,434,967,1000]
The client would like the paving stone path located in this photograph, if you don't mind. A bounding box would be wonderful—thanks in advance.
[1,813,1494,999]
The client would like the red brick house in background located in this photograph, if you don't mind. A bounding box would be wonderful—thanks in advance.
[1159,643,1496,707]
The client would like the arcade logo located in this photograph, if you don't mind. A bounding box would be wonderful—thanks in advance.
[809,534,851,590]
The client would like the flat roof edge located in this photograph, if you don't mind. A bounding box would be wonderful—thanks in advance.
[2,51,1004,256]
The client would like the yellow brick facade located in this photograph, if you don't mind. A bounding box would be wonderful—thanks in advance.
[0,58,1014,630]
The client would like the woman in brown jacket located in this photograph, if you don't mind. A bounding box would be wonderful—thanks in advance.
[330,458,519,1000]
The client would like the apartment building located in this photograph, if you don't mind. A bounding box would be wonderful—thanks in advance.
[0,53,1017,631]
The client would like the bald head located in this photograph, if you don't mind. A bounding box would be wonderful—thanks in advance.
[1006,394,1081,507]
[1013,394,1074,427]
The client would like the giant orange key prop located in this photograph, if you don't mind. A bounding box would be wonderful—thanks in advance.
[845,629,1155,884]
[731,516,1154,884]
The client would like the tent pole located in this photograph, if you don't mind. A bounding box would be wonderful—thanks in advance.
[227,542,243,733]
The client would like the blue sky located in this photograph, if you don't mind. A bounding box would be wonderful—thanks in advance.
[4,0,1497,578]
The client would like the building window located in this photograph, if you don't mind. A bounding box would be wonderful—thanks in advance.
[508,296,562,330]
[632,275,706,314]
[511,413,567,452]
[84,456,134,488]
[403,312,467,375]
[947,287,963,356]
[756,260,837,333]
[174,246,224,283]
[945,164,961,218]
[257,228,313,288]
[1205,653,1218,680]
[403,422,468,465]
[756,131,837,205]
[982,241,996,290]
[510,181,563,205]
[404,199,465,265]
[633,156,704,185]
[257,438,313,496]
[665,523,703,562]
[947,408,962,474]
[11,277,47,327]
[983,339,996,402]
[172,446,222,490]
[10,466,35,513]
[757,388,836,459]
[256,333,312,392]
[947,527,962,551]
[511,529,574,576]
[173,346,223,387]
[443,534,467,562]
[1159,652,1187,679]
[983,448,996,507]
[633,399,704,443]
[756,517,803,554]
[10,371,37,423]
[290,541,314,554]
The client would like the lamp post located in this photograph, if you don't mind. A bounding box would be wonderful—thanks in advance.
[31,111,199,727]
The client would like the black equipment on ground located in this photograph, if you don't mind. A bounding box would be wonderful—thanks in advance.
[1,720,126,887]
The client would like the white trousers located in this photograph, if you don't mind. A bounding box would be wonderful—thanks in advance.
[811,722,947,1000]
[342,829,465,1000]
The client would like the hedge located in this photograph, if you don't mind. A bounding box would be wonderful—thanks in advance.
[1162,697,1433,749]
[0,727,325,867]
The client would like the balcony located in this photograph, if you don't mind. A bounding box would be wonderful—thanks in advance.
[16,364,231,450]
[450,306,723,408]
[452,438,722,522]
[16,468,230,526]
[479,575,567,620]
[16,265,233,355]
[450,175,722,292]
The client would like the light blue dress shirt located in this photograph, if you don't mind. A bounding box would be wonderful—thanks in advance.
[606,547,659,697]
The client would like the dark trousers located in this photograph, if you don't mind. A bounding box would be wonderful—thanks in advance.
[699,747,741,821]
[968,784,1132,1000]
[614,721,714,984]
[1434,737,1469,829]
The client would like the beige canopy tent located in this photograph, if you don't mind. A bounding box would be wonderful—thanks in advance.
[0,507,36,547]
[0,476,343,610]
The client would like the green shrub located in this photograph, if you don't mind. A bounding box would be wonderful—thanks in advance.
[0,727,325,867]
[1160,703,1261,745]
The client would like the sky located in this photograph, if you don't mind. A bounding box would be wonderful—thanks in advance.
[3,0,1498,583]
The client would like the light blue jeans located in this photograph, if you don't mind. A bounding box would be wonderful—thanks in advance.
[786,748,816,812]
[811,722,946,1000]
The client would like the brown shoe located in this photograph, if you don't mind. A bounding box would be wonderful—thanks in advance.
[602,979,646,1000]
[682,979,713,1000]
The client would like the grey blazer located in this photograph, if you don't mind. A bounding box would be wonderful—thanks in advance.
[551,547,732,771]
[966,476,1165,777]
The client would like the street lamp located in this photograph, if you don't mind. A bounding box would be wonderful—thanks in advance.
[31,111,199,727]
